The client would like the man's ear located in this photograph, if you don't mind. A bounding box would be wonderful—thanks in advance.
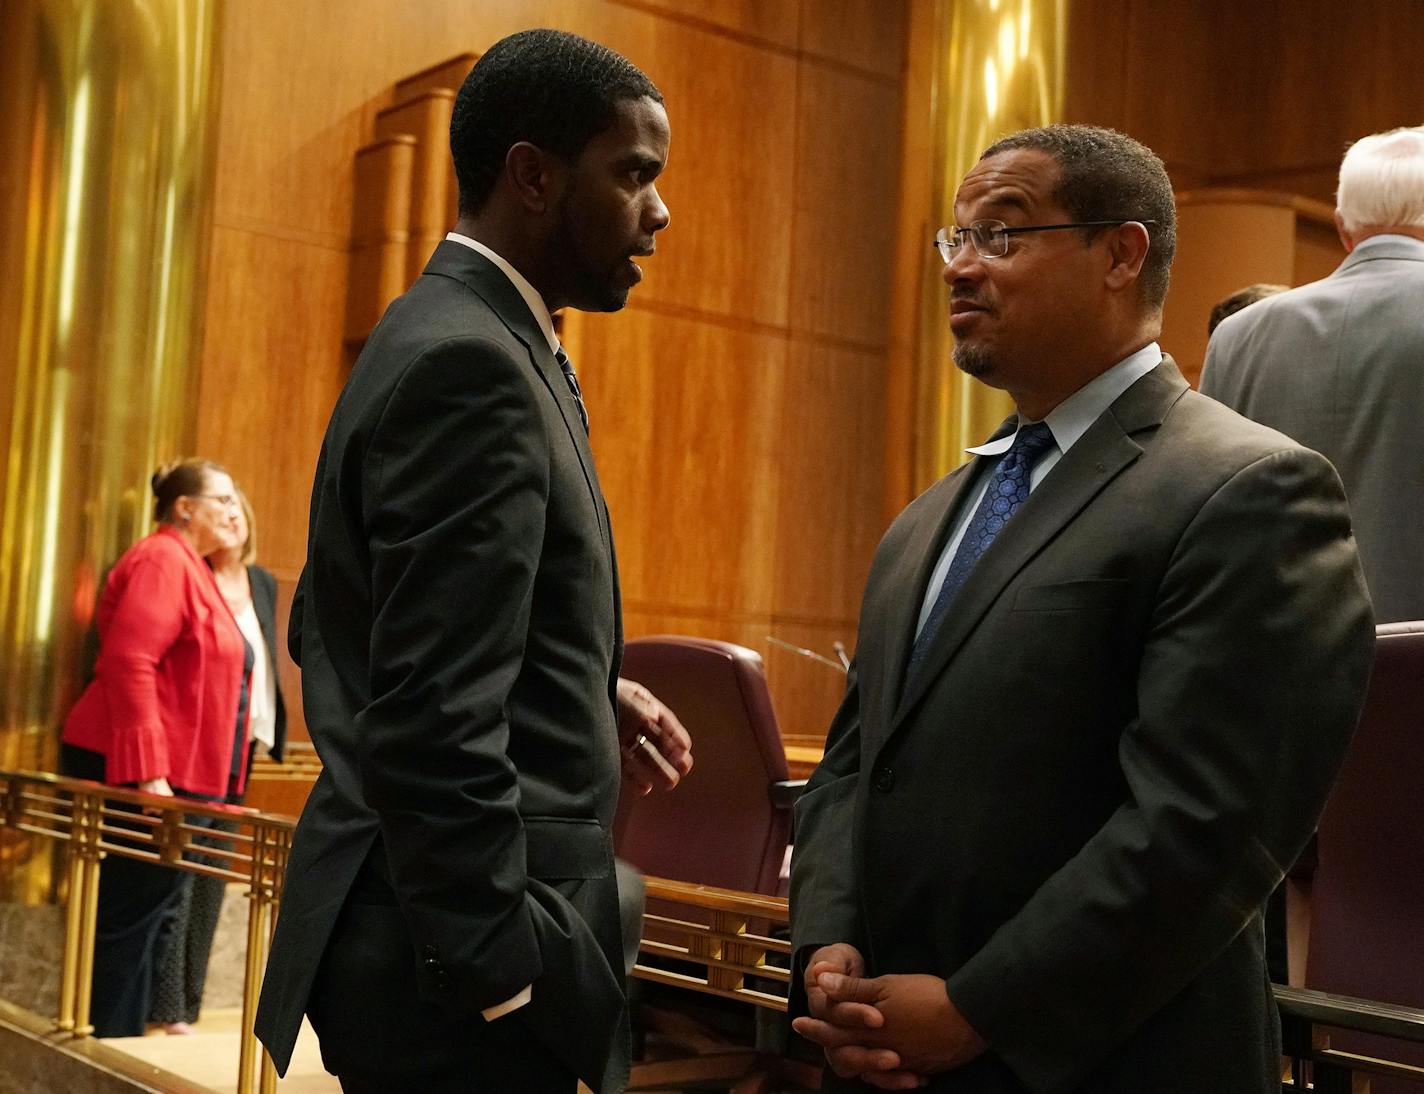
[505,141,563,215]
[1103,220,1151,292]
[1334,210,1357,253]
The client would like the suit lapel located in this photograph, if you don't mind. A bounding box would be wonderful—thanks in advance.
[424,242,612,558]
[872,424,1012,734]
[878,360,1190,749]
[525,339,614,558]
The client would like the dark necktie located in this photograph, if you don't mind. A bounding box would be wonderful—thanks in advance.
[556,347,589,433]
[906,421,1056,680]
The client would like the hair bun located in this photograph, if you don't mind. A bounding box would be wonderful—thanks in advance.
[151,460,178,497]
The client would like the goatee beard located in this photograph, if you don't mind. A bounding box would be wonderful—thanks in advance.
[953,343,994,378]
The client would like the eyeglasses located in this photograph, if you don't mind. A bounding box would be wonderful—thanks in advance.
[190,493,239,509]
[933,219,1157,262]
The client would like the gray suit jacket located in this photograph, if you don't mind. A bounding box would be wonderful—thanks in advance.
[255,242,628,1092]
[791,358,1373,1093]
[1201,237,1424,623]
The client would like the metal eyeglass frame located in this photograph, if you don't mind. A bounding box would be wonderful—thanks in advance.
[933,219,1157,262]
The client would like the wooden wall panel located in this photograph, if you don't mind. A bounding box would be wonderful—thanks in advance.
[773,341,884,623]
[195,227,348,575]
[615,0,800,49]
[799,0,906,78]
[789,64,903,347]
[1065,0,1424,202]
[576,308,786,618]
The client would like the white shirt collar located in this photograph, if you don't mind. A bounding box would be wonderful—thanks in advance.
[967,342,1163,458]
[444,232,560,355]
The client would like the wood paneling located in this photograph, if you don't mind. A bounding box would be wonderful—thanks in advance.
[577,307,786,618]
[615,0,800,50]
[799,0,906,78]
[1065,0,1424,197]
[789,63,903,347]
[195,227,348,575]
[774,340,886,622]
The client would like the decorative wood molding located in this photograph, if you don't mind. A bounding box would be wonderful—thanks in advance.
[344,56,478,346]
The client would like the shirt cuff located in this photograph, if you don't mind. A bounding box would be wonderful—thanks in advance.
[481,983,532,1021]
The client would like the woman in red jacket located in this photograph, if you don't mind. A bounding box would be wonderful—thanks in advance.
[62,457,249,1037]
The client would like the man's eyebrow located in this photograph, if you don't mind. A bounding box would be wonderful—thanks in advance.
[618,152,664,173]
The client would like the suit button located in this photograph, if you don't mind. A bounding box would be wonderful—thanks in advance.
[873,767,894,793]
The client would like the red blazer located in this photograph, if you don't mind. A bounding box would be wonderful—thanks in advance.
[63,526,251,798]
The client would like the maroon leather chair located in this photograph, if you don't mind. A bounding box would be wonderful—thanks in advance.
[615,637,808,1091]
[614,635,800,895]
[1305,621,1424,1089]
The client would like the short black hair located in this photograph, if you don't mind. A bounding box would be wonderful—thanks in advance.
[1207,283,1287,335]
[451,28,663,215]
[981,124,1177,307]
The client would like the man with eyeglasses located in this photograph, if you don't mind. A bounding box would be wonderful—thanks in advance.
[789,124,1373,1093]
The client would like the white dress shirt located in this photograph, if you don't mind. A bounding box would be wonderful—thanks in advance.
[433,231,549,1023]
[445,232,560,355]
[915,343,1163,636]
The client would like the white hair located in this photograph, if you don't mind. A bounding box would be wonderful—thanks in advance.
[1336,125,1424,233]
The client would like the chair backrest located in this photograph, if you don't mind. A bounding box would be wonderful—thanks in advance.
[1305,621,1424,1089]
[614,636,791,895]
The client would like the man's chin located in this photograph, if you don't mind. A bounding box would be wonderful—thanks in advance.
[953,343,994,378]
[568,282,631,314]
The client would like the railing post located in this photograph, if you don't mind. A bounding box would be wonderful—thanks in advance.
[238,820,287,1094]
[56,788,103,1038]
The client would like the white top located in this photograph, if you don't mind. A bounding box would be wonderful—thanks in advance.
[233,601,276,755]
[915,342,1163,636]
[445,232,560,355]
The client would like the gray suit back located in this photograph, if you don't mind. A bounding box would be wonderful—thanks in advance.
[1201,237,1424,623]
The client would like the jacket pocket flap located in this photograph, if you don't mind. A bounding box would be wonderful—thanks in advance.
[524,816,613,880]
[1013,578,1128,612]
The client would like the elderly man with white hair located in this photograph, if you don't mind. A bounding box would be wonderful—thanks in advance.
[1201,125,1424,624]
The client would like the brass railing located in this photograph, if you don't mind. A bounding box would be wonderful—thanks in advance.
[634,877,791,1010]
[8,766,1424,1093]
[1279,985,1424,1090]
[1,768,293,1094]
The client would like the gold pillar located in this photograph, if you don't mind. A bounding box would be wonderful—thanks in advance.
[912,0,1067,489]
[0,0,223,902]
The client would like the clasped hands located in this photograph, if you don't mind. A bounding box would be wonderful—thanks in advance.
[792,943,987,1090]
[616,677,693,795]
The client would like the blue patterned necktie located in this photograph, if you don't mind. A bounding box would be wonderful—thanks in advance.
[556,347,589,433]
[906,421,1057,680]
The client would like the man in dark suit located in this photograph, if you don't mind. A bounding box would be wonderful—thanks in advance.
[1201,125,1424,625]
[789,125,1374,1093]
[255,29,689,1094]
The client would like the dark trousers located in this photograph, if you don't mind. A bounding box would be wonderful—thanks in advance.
[309,845,579,1094]
[61,744,190,1038]
[149,817,235,1024]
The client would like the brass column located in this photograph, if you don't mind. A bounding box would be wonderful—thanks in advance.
[0,0,223,902]
[913,0,1067,489]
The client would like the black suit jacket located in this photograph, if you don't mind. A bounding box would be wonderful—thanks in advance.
[247,564,287,764]
[791,359,1374,1093]
[255,242,628,1091]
